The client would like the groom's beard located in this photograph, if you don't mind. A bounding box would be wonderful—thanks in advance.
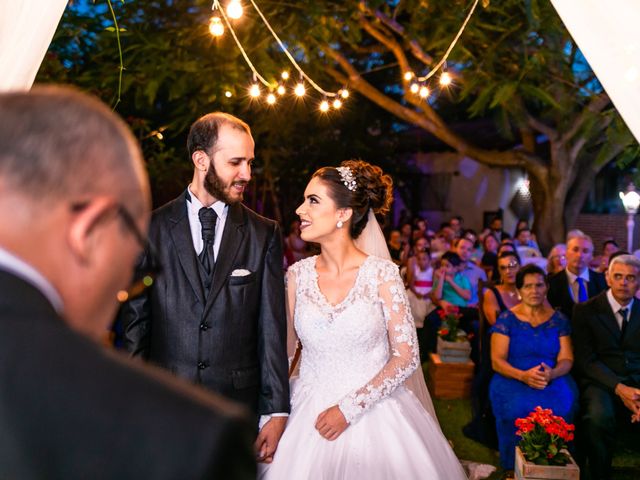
[204,164,248,204]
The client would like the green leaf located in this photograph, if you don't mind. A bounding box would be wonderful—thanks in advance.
[489,82,518,108]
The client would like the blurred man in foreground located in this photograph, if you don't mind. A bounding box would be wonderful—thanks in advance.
[0,86,254,479]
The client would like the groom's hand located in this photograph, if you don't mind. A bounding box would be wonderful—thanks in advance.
[315,405,348,441]
[255,417,287,463]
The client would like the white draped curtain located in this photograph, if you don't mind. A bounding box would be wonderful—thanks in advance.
[550,0,640,143]
[0,0,68,91]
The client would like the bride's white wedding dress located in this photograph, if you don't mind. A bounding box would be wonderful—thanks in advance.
[260,255,467,479]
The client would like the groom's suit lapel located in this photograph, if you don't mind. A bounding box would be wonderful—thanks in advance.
[167,192,205,305]
[203,202,246,316]
[594,293,623,342]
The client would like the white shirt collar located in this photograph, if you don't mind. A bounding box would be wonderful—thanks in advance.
[0,246,64,313]
[186,185,227,218]
[606,288,633,314]
[566,267,590,284]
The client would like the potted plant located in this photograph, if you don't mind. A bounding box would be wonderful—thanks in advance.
[436,307,471,363]
[514,406,579,479]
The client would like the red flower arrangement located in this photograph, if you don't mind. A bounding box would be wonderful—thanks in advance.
[515,406,575,466]
[437,306,465,342]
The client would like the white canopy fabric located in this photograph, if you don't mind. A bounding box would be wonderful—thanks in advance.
[0,0,68,91]
[550,0,640,143]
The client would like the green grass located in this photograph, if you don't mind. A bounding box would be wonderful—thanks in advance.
[426,363,640,479]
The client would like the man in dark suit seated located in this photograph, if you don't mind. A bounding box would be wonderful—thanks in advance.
[0,86,254,479]
[572,254,640,480]
[548,231,607,319]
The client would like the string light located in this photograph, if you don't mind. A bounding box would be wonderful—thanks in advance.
[276,85,286,95]
[294,83,306,97]
[409,83,420,94]
[226,0,243,19]
[266,93,277,104]
[209,16,224,37]
[319,100,330,112]
[281,71,290,80]
[439,71,452,86]
[403,71,414,81]
[249,83,261,97]
[332,99,342,109]
[340,89,349,99]
[419,85,430,98]
[225,90,233,98]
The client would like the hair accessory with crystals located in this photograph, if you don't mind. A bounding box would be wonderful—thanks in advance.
[336,166,357,191]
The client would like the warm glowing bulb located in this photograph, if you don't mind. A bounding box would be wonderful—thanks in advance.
[156,132,164,140]
[225,90,232,98]
[419,86,430,98]
[227,0,243,19]
[340,89,349,99]
[319,100,330,112]
[409,83,419,94]
[403,71,414,81]
[209,16,224,37]
[440,71,452,86]
[294,83,306,97]
[281,71,290,80]
[332,99,342,109]
[266,93,276,105]
[276,85,286,95]
[249,84,261,98]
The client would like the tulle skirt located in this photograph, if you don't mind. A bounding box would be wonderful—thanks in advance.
[259,380,467,480]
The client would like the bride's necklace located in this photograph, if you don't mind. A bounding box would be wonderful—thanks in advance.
[504,287,520,300]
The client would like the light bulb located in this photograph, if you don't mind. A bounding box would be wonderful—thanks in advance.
[403,71,414,81]
[340,89,349,99]
[419,86,430,98]
[227,0,243,19]
[294,83,306,97]
[156,132,164,140]
[281,71,290,80]
[266,93,276,105]
[440,71,452,86]
[209,16,224,37]
[332,99,342,109]
[276,85,286,95]
[409,83,419,94]
[319,100,330,112]
[224,90,233,98]
[249,84,261,98]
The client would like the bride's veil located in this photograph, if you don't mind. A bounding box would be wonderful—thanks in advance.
[354,210,440,427]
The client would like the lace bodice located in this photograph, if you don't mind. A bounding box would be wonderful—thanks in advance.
[287,256,419,424]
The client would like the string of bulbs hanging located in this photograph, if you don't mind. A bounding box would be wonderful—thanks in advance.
[208,0,479,113]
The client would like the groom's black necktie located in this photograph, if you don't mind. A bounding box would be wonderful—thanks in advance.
[198,207,217,276]
[620,307,630,338]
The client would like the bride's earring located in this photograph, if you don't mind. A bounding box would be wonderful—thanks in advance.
[337,220,344,228]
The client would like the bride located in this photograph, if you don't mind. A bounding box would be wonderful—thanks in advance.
[260,160,467,479]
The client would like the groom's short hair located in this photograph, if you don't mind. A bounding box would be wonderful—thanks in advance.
[187,112,251,158]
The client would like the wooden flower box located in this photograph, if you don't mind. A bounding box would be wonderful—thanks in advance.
[437,336,472,363]
[515,446,579,480]
[426,353,474,399]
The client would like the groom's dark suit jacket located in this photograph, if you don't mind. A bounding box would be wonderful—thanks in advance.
[121,191,289,416]
[0,270,255,479]
[547,268,606,319]
[572,291,640,391]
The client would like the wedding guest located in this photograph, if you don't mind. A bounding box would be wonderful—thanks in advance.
[481,233,499,278]
[0,86,254,478]
[450,215,463,238]
[399,221,413,247]
[488,216,509,242]
[514,227,541,255]
[490,264,578,470]
[403,236,430,270]
[407,248,435,355]
[572,254,640,479]
[594,239,620,273]
[284,219,308,266]
[546,243,567,276]
[387,230,405,266]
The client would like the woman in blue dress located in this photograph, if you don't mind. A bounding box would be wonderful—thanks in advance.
[489,264,578,470]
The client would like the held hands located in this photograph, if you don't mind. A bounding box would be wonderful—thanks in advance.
[521,364,549,390]
[255,417,287,463]
[614,383,640,422]
[315,405,349,441]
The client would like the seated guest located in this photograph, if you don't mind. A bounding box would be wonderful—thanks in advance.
[481,233,499,278]
[430,222,455,258]
[449,215,463,238]
[399,221,413,247]
[488,216,509,243]
[462,228,483,264]
[412,217,434,242]
[0,87,254,478]
[548,231,607,320]
[464,252,521,448]
[572,254,640,479]
[594,239,620,273]
[386,229,406,266]
[546,243,567,276]
[491,242,520,282]
[514,227,542,256]
[455,236,488,307]
[490,264,578,471]
[407,248,435,353]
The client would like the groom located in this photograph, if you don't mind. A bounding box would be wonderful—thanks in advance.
[120,112,289,462]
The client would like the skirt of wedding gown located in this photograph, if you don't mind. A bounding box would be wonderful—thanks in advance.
[259,379,467,480]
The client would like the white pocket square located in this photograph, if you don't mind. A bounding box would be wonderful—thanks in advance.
[230,268,252,277]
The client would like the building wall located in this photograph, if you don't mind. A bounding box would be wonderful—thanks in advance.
[574,213,640,254]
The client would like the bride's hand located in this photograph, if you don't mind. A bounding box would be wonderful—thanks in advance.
[315,405,349,441]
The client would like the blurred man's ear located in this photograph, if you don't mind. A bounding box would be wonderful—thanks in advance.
[67,197,117,265]
[192,150,209,172]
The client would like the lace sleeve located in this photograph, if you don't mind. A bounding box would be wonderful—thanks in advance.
[285,268,299,363]
[490,311,512,336]
[552,311,571,337]
[338,261,420,424]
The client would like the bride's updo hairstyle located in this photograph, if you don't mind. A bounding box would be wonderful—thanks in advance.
[312,159,393,239]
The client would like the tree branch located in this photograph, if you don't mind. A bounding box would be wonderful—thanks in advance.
[560,93,611,145]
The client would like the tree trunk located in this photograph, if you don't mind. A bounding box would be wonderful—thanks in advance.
[530,172,568,252]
